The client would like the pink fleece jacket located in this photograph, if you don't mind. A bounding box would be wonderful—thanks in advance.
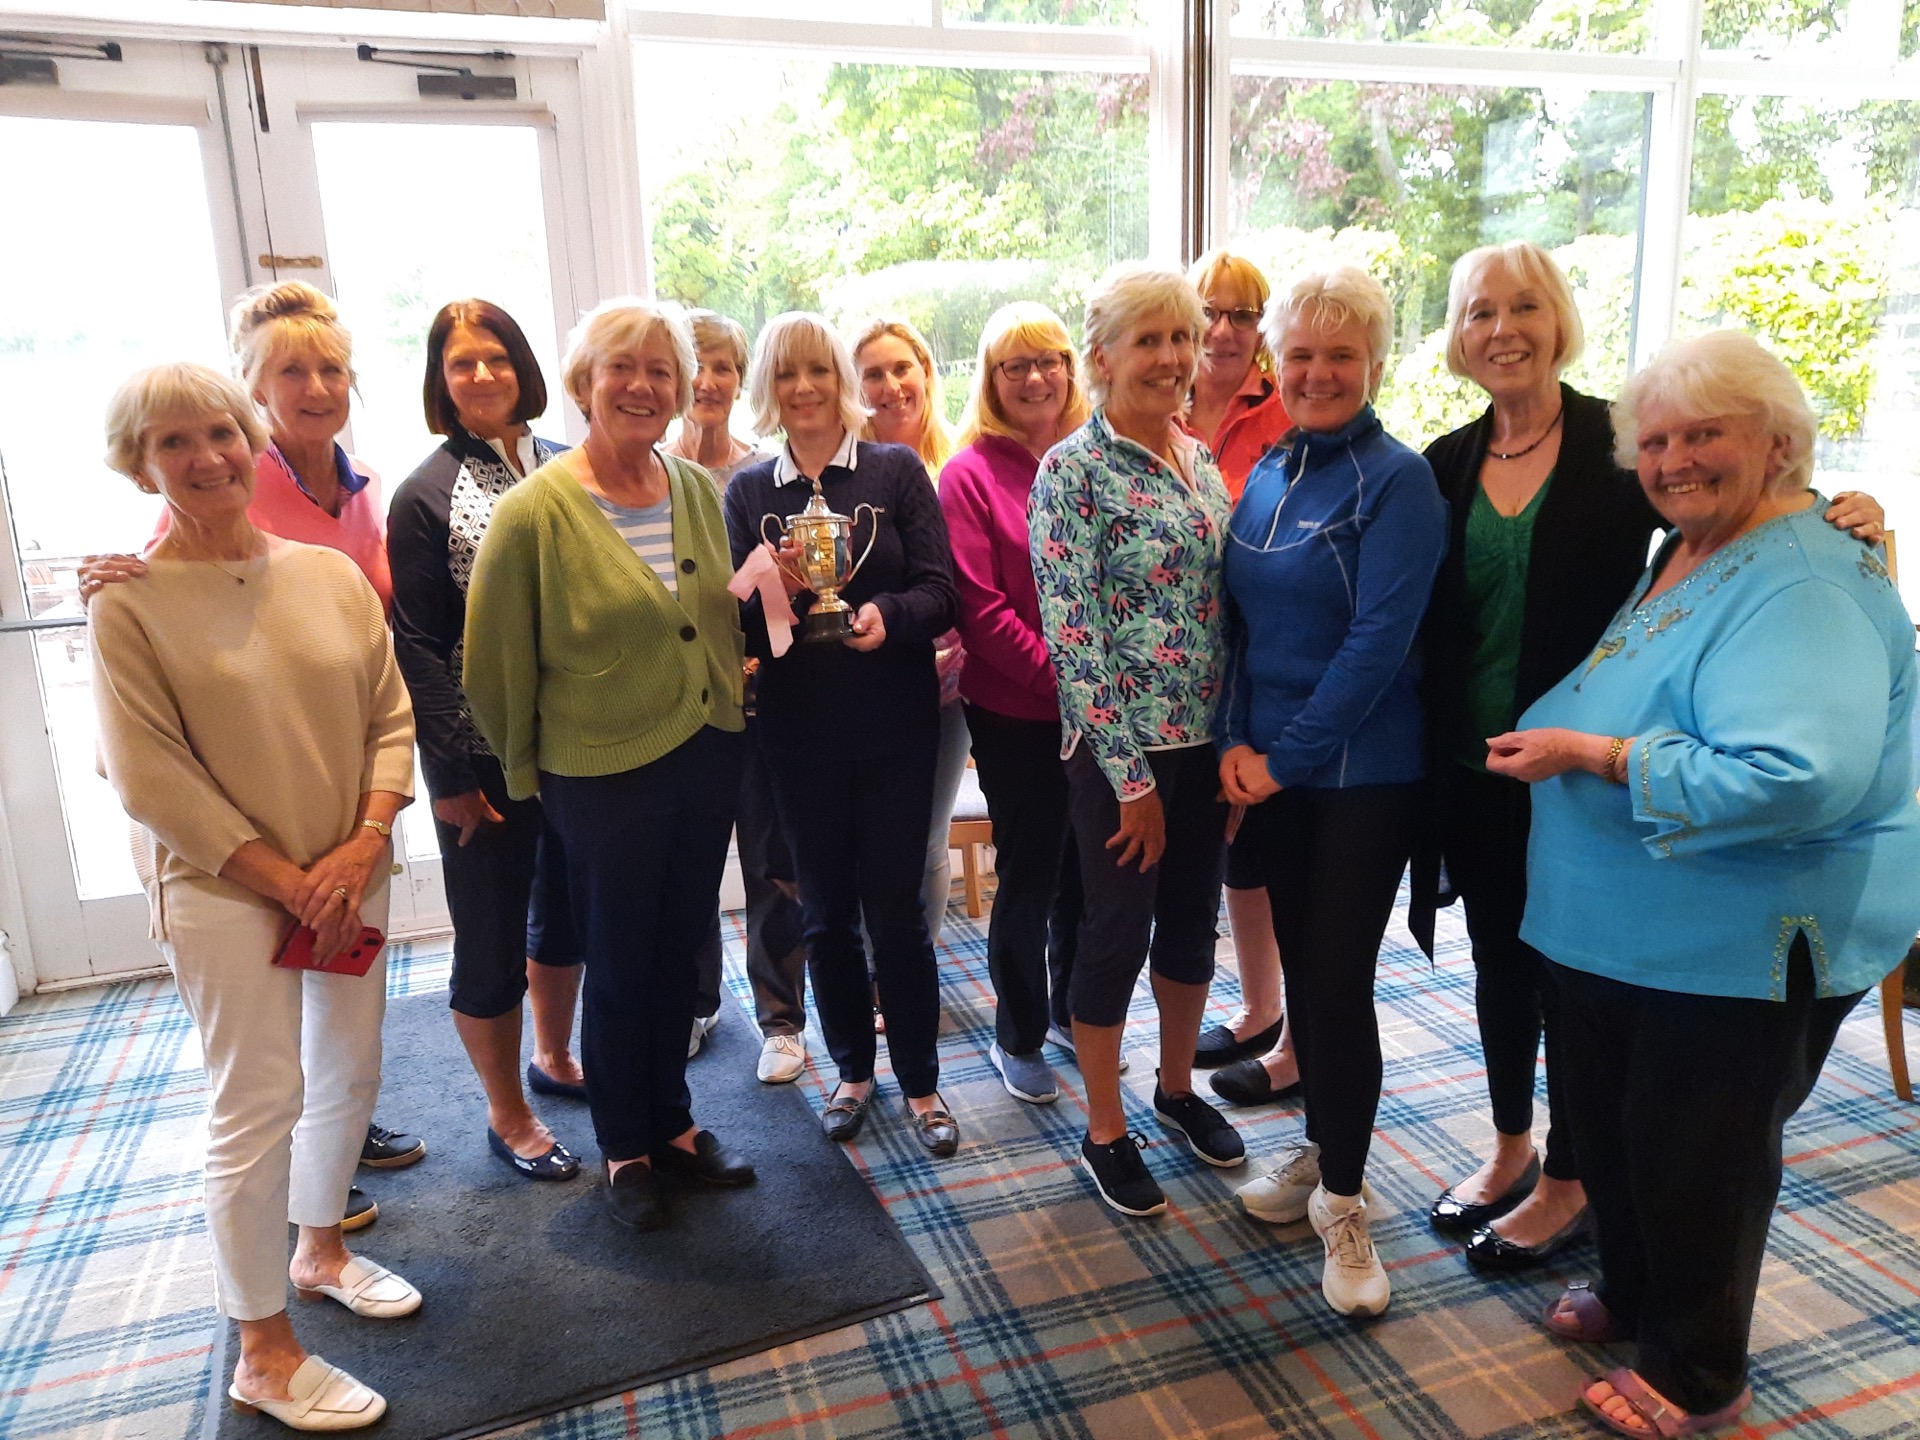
[936,434,1057,723]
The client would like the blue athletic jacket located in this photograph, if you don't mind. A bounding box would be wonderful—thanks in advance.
[1219,407,1448,790]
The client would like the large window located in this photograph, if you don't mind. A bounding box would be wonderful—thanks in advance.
[1682,95,1920,553]
[1218,0,1920,602]
[1228,75,1648,440]
[635,30,1151,413]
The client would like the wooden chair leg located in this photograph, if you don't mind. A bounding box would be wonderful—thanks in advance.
[961,842,982,918]
[1883,959,1912,1103]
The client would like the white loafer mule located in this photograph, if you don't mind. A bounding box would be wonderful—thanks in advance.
[228,1355,387,1431]
[294,1255,422,1319]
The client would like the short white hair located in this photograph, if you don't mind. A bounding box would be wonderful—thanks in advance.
[1082,263,1205,408]
[561,297,695,419]
[746,312,870,440]
[1262,266,1395,378]
[1443,240,1585,379]
[1612,330,1817,495]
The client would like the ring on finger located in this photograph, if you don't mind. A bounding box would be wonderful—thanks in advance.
[330,886,349,902]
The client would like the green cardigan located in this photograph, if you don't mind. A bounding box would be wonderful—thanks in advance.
[463,449,745,800]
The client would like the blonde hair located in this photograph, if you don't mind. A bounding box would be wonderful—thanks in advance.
[105,361,268,484]
[956,301,1090,450]
[1611,330,1817,495]
[746,312,870,441]
[687,308,750,375]
[561,296,696,419]
[1188,247,1275,376]
[229,280,353,393]
[1263,266,1395,396]
[1082,263,1206,409]
[1443,240,1585,380]
[852,317,953,474]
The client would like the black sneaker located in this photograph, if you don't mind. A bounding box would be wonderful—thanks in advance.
[360,1122,425,1169]
[1153,1075,1247,1169]
[340,1185,377,1232]
[1080,1132,1167,1217]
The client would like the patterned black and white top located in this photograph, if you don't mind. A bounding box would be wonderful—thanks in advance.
[389,426,565,800]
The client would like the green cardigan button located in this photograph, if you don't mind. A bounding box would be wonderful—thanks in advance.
[680,557,696,573]
[680,625,697,641]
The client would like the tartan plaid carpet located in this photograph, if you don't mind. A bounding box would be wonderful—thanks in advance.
[3,888,1917,1439]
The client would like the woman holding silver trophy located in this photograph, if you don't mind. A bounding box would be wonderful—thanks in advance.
[721,312,964,1158]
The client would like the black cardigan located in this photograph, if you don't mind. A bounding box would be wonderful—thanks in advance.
[388,427,565,801]
[1408,383,1662,952]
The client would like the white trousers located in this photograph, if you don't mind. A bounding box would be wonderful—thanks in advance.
[161,874,389,1321]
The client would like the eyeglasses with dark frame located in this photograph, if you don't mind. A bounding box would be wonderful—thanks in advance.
[996,353,1069,383]
[1202,305,1261,332]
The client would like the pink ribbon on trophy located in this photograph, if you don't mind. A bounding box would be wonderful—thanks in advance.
[729,544,799,657]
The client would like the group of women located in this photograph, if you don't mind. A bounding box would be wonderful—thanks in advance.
[84,231,1917,1436]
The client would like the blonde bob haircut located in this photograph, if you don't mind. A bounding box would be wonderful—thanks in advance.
[1263,266,1395,396]
[229,280,354,393]
[687,308,751,375]
[1188,247,1276,374]
[561,296,696,420]
[746,311,870,441]
[1611,330,1817,496]
[1443,240,1585,380]
[105,361,269,484]
[1082,262,1206,409]
[852,317,953,474]
[956,301,1092,450]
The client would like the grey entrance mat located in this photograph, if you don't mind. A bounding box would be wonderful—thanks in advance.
[208,988,938,1440]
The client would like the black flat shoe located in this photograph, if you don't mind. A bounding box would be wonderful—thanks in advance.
[822,1086,872,1143]
[1193,1015,1285,1069]
[1464,1203,1591,1271]
[1207,1056,1303,1107]
[654,1130,756,1187]
[904,1096,959,1158]
[526,1061,588,1102]
[487,1128,580,1181]
[604,1161,667,1231]
[1430,1152,1541,1235]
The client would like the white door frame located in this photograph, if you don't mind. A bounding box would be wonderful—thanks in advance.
[0,24,609,1000]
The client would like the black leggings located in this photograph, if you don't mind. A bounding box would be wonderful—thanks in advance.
[1441,762,1575,1180]
[1555,939,1860,1414]
[1237,784,1416,1197]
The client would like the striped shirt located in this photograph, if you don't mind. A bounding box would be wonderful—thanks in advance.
[592,490,677,596]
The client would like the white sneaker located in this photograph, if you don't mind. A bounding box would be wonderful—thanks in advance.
[756,1033,806,1084]
[688,1011,720,1059]
[1236,1140,1322,1223]
[1308,1183,1391,1317]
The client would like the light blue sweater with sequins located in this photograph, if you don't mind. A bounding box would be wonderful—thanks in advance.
[1518,499,1920,1001]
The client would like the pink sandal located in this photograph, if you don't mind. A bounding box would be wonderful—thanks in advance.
[1545,1280,1623,1343]
[1580,1368,1751,1438]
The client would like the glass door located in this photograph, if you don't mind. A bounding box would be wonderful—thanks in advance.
[0,34,590,994]
[0,54,249,989]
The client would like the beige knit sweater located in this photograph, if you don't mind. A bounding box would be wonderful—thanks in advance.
[90,537,415,936]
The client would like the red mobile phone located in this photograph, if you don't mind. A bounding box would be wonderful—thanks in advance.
[272,923,386,977]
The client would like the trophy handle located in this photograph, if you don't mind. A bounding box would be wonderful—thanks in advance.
[844,503,885,586]
[760,513,806,588]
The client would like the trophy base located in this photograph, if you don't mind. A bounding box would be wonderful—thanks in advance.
[800,605,856,644]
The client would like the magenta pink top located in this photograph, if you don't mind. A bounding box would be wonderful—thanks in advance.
[152,443,391,615]
[937,434,1057,723]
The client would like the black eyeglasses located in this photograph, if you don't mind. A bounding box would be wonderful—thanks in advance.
[997,354,1068,382]
[1203,305,1261,332]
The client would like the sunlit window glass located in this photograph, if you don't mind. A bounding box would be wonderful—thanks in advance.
[636,44,1149,419]
[1229,77,1648,442]
[1681,95,1920,604]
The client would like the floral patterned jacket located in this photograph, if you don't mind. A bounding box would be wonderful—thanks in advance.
[1028,408,1234,801]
